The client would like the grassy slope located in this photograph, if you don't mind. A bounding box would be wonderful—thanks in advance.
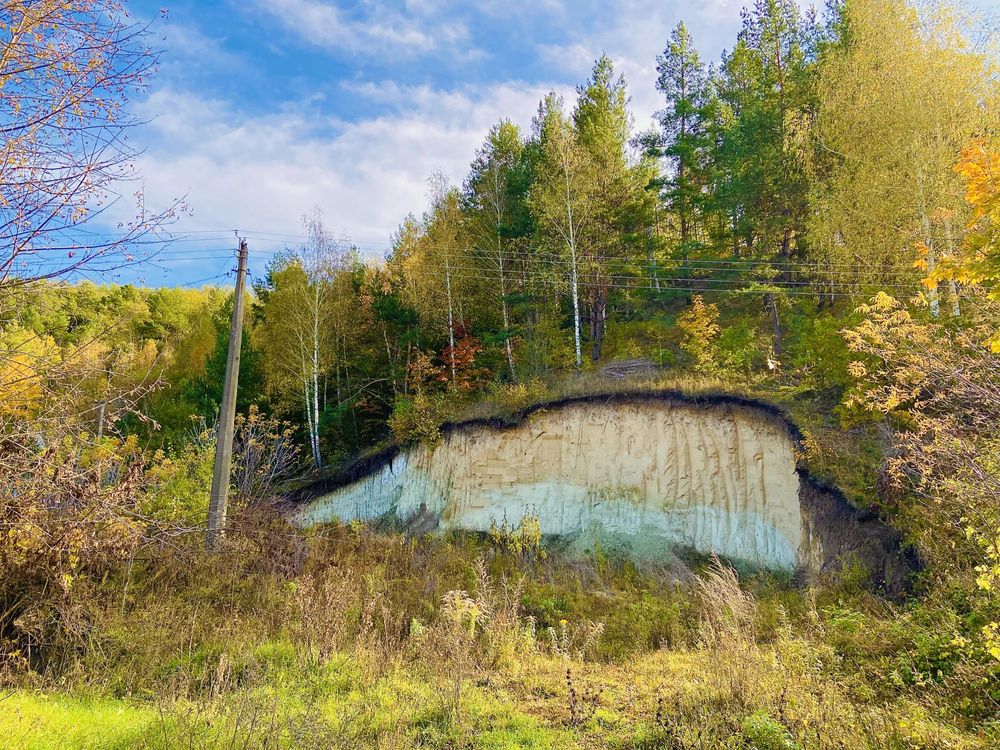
[6,524,996,749]
[5,692,158,750]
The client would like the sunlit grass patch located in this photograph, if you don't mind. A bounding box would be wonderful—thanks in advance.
[4,691,157,750]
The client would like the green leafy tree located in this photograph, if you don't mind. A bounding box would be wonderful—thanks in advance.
[717,0,815,262]
[530,93,595,369]
[574,55,656,361]
[656,22,714,273]
[463,121,525,379]
[185,293,265,423]
[808,0,996,314]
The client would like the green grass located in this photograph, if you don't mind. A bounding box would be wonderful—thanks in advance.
[4,527,997,749]
[5,661,572,750]
[4,692,158,750]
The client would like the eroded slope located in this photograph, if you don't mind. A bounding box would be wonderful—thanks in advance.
[294,393,916,591]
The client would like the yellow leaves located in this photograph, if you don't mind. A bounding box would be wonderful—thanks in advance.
[0,324,60,419]
[927,140,1000,300]
[840,293,947,421]
[964,523,1000,660]
[677,295,721,374]
[955,141,998,216]
[853,291,898,316]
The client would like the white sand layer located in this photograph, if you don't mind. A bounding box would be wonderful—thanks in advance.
[295,401,811,570]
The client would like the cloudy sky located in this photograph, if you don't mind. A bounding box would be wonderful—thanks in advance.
[118,0,995,286]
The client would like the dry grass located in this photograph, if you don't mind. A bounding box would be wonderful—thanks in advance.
[2,524,997,749]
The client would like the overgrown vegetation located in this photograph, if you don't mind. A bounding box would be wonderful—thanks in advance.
[3,0,1000,746]
[4,521,998,748]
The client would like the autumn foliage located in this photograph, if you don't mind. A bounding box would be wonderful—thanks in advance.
[925,143,1000,321]
[0,1,178,283]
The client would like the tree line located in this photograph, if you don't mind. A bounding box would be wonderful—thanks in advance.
[2,0,997,467]
[240,0,998,460]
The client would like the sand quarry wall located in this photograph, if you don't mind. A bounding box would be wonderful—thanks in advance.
[294,394,917,593]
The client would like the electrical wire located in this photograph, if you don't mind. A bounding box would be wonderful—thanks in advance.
[22,227,973,302]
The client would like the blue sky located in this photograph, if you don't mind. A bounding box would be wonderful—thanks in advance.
[113,0,998,286]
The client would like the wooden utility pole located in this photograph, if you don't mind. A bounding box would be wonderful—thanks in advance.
[207,239,249,550]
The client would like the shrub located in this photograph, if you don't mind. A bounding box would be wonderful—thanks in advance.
[677,296,720,374]
[741,710,802,750]
[1,434,147,672]
[388,393,446,444]
[785,312,854,394]
[718,322,769,383]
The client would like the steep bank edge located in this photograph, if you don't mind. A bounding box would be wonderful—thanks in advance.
[289,390,920,596]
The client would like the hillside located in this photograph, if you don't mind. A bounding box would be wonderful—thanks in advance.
[2,0,1000,748]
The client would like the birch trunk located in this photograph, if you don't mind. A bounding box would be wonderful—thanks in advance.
[565,167,583,370]
[498,237,515,379]
[943,215,961,317]
[570,244,582,370]
[445,256,457,381]
[312,285,323,467]
[915,154,940,318]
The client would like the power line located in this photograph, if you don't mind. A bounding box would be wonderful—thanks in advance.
[34,226,940,273]
[96,246,944,298]
[370,266,966,300]
[21,224,965,303]
[137,250,932,294]
[154,239,928,277]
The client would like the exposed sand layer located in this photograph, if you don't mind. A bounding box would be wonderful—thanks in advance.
[293,394,916,589]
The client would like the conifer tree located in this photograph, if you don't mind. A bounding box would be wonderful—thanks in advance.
[717,0,815,263]
[574,56,656,360]
[656,22,712,251]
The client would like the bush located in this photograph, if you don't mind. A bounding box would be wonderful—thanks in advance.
[718,322,769,383]
[741,711,802,750]
[677,296,720,374]
[785,312,854,394]
[1,434,147,672]
[388,393,447,444]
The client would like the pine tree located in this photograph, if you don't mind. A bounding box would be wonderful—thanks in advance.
[717,0,815,263]
[574,56,656,360]
[656,22,712,252]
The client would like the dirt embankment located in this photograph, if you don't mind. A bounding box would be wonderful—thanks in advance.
[293,392,918,595]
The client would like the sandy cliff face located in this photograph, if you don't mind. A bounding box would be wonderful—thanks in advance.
[294,395,916,590]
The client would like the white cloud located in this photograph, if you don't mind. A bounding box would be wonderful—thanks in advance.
[129,81,572,257]
[119,0,830,281]
[537,0,825,132]
[470,0,568,19]
[250,0,473,58]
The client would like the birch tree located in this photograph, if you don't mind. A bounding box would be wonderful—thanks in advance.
[258,211,348,468]
[464,120,524,379]
[394,176,477,384]
[530,94,595,370]
[808,0,995,312]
